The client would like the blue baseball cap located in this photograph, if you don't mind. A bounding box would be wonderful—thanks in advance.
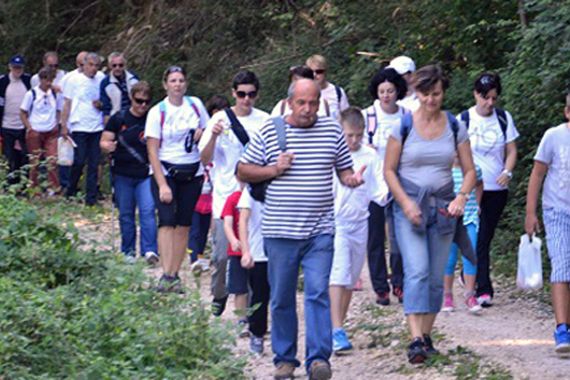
[9,55,25,66]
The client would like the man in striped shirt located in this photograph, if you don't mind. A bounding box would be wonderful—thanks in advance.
[238,79,364,380]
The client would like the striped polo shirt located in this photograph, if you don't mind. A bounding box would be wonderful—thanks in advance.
[452,165,483,228]
[240,116,353,239]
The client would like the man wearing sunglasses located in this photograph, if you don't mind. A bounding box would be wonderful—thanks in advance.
[305,54,350,121]
[199,70,269,317]
[100,52,139,125]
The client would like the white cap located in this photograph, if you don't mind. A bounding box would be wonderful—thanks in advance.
[388,56,416,75]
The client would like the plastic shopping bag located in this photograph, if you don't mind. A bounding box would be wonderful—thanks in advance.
[516,234,543,290]
[57,137,74,166]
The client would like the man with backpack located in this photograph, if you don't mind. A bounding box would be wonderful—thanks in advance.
[237,78,364,380]
[198,70,269,317]
[305,55,349,120]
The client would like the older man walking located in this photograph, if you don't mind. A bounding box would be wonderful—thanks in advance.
[237,79,363,380]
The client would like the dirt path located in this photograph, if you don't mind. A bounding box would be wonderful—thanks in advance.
[78,209,567,380]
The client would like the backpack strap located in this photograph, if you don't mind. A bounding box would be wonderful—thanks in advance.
[272,117,287,152]
[400,112,413,146]
[460,110,470,130]
[184,96,201,122]
[446,111,459,147]
[366,106,377,145]
[324,99,331,117]
[29,89,36,114]
[224,107,250,146]
[495,108,508,141]
[335,85,342,105]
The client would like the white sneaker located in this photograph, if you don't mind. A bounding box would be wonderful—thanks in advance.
[198,258,210,271]
[477,294,493,307]
[190,260,204,273]
[125,255,137,264]
[144,251,159,266]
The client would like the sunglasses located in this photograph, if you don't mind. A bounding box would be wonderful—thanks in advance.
[111,63,124,68]
[236,90,257,99]
[313,69,326,75]
[166,65,184,74]
[478,75,495,86]
[133,97,151,105]
[47,64,59,68]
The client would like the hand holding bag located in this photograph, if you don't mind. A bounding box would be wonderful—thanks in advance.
[516,234,543,290]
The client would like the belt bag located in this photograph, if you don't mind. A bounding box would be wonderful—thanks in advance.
[161,161,200,182]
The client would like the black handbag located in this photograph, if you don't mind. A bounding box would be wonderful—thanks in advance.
[161,161,200,182]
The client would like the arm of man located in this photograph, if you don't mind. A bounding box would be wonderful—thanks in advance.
[237,151,293,183]
[100,131,117,153]
[199,119,224,164]
[60,98,71,138]
[336,166,365,188]
[525,160,548,237]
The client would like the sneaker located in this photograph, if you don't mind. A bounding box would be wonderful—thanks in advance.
[477,294,493,308]
[190,260,204,273]
[554,324,570,354]
[465,295,482,314]
[170,274,185,294]
[274,362,295,380]
[407,337,427,364]
[376,291,390,306]
[332,328,353,354]
[393,286,404,303]
[309,360,332,380]
[238,319,250,338]
[155,274,172,293]
[422,334,440,357]
[249,334,264,355]
[124,255,137,264]
[442,293,455,312]
[198,257,210,271]
[212,296,228,317]
[144,251,159,266]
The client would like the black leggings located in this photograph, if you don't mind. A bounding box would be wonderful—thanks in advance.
[248,262,270,338]
[151,175,203,227]
[476,190,508,298]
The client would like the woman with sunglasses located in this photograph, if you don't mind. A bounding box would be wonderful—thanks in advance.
[363,67,409,306]
[384,64,476,364]
[145,66,209,292]
[100,81,158,264]
[458,72,519,307]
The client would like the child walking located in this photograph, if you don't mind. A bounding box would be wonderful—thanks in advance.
[525,92,570,354]
[330,107,388,353]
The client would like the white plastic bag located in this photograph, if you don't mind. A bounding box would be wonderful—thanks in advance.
[516,234,543,290]
[57,137,74,166]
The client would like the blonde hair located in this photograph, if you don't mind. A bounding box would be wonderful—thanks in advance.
[305,54,328,70]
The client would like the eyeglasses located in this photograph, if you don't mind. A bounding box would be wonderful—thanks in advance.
[313,69,326,75]
[47,64,59,68]
[111,63,124,68]
[236,90,258,99]
[133,97,151,105]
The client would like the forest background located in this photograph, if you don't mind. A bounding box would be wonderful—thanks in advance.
[1,0,570,273]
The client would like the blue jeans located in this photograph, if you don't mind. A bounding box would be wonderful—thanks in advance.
[393,204,455,315]
[113,174,157,256]
[264,234,333,371]
[66,131,102,204]
[445,223,478,276]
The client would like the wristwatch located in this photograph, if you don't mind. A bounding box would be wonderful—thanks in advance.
[502,169,513,178]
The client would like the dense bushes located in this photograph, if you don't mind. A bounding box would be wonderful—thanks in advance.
[0,195,245,379]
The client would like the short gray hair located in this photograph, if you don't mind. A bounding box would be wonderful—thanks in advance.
[107,51,126,64]
[84,52,101,64]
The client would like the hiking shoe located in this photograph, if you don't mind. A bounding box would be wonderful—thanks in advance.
[249,334,264,355]
[477,294,493,308]
[124,255,137,265]
[212,296,228,317]
[274,362,295,379]
[407,338,427,364]
[376,291,390,306]
[309,360,332,380]
[422,334,440,357]
[393,286,404,303]
[144,251,159,266]
[332,328,353,354]
[238,319,250,338]
[170,274,185,294]
[442,293,455,312]
[155,274,172,293]
[465,295,482,314]
[554,325,570,354]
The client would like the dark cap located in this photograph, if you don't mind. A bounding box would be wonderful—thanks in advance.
[9,55,25,66]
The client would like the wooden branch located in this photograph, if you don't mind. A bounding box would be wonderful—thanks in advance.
[56,0,102,48]
[518,0,528,28]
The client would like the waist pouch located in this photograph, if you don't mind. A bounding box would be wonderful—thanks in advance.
[161,161,200,182]
[249,181,270,203]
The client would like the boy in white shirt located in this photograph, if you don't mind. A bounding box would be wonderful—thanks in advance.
[329,107,389,354]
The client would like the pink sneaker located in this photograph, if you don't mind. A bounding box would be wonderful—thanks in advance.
[465,295,482,314]
[442,293,455,312]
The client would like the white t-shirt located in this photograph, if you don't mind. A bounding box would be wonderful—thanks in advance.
[237,187,266,262]
[64,72,105,133]
[334,145,388,222]
[270,98,330,118]
[60,69,80,95]
[397,92,420,112]
[362,100,408,159]
[534,123,570,213]
[20,86,62,132]
[459,106,519,191]
[145,96,209,176]
[321,81,349,120]
[198,107,269,219]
